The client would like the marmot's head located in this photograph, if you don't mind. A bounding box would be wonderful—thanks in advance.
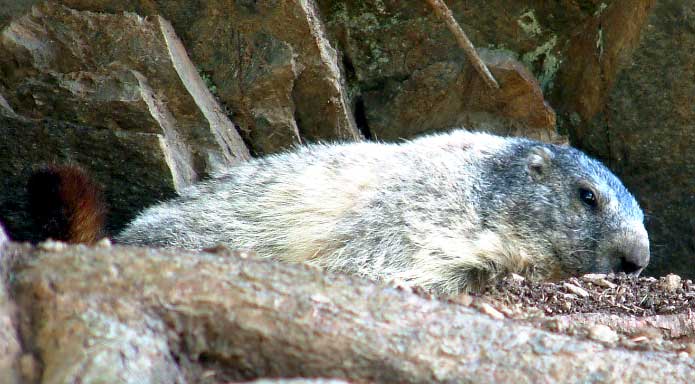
[482,141,649,280]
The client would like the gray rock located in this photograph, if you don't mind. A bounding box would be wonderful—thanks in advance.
[0,222,21,384]
[66,0,364,154]
[319,0,652,141]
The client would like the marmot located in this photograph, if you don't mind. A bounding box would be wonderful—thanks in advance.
[31,130,650,294]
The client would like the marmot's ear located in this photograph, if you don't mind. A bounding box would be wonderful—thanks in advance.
[526,146,554,179]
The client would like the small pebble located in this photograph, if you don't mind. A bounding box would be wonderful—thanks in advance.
[582,273,607,280]
[495,302,516,317]
[563,282,590,298]
[453,293,473,306]
[201,370,217,379]
[588,324,618,343]
[386,277,413,293]
[479,302,505,320]
[660,274,681,292]
[232,249,257,259]
[629,336,648,343]
[38,239,67,252]
[582,274,617,289]
[95,237,112,248]
[632,327,663,342]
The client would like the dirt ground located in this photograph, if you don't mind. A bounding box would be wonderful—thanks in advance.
[465,273,695,356]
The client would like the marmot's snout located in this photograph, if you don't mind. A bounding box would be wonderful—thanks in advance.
[611,226,650,275]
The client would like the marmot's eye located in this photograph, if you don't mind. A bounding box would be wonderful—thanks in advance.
[579,188,597,207]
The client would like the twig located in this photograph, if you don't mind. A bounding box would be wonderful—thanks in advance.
[425,0,499,89]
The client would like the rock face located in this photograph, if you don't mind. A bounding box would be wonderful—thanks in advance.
[565,0,695,278]
[60,0,365,154]
[318,0,565,141]
[1,5,249,176]
[0,3,249,238]
[316,0,655,142]
[168,0,364,154]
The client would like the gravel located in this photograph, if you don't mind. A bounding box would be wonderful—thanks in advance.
[477,273,695,317]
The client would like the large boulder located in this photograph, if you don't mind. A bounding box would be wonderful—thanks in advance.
[3,242,694,382]
[59,0,364,154]
[316,0,653,141]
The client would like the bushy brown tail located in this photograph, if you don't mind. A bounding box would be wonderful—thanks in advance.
[27,165,107,244]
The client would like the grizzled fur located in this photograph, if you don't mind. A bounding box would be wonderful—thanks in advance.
[116,130,649,294]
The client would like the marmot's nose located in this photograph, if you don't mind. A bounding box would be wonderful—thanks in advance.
[615,239,650,275]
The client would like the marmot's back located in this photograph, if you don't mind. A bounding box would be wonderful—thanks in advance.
[73,130,655,293]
